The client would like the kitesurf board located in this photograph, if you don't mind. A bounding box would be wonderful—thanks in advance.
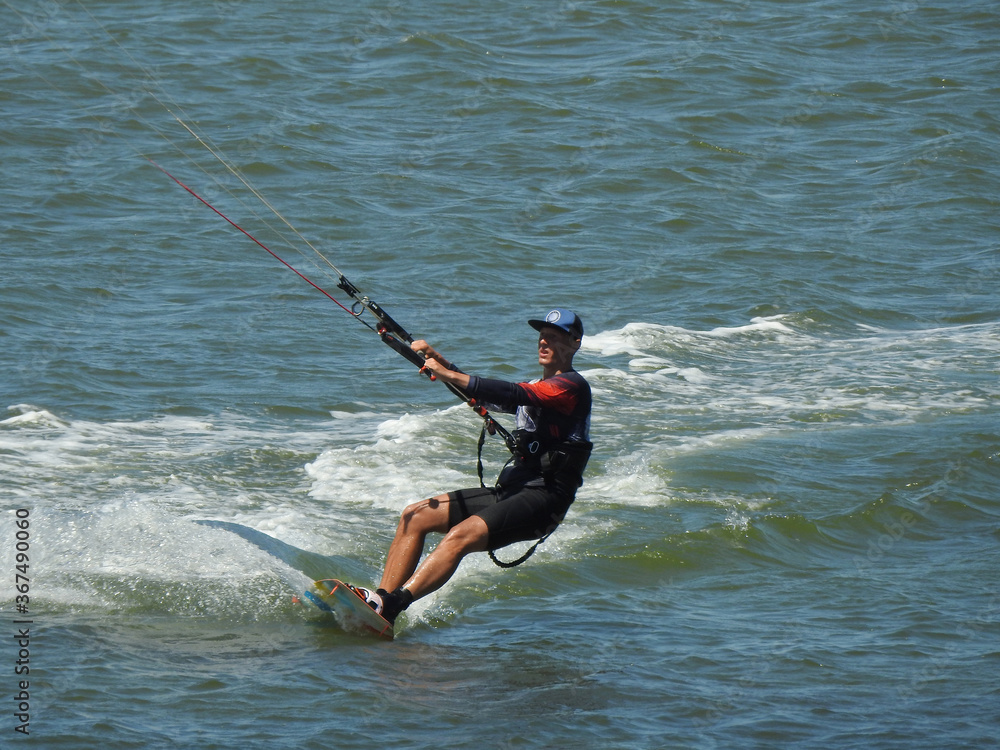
[303,579,394,640]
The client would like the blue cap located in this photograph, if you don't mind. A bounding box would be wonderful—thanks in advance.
[528,308,584,338]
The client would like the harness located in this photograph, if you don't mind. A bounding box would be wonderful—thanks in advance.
[485,430,594,568]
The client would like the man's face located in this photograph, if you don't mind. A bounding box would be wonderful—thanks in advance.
[537,326,579,367]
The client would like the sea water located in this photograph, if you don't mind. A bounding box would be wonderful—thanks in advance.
[1,1,998,748]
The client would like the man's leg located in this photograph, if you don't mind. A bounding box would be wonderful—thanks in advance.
[402,515,489,599]
[374,489,492,622]
[378,493,452,593]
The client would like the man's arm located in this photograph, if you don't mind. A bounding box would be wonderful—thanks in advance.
[469,374,582,416]
[410,340,471,390]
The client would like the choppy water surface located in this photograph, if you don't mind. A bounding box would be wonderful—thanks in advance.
[2,1,998,747]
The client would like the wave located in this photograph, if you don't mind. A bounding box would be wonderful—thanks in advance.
[2,314,996,626]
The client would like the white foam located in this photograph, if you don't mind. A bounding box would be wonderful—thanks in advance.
[627,356,675,370]
[0,498,310,616]
[677,367,711,383]
[1,404,69,428]
[704,316,795,337]
[582,317,997,429]
[3,317,995,617]
[306,407,480,511]
[584,315,797,358]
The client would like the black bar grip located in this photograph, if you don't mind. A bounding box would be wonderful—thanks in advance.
[368,300,412,342]
[379,330,425,368]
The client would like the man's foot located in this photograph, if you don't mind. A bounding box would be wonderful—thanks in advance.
[347,584,384,614]
[378,587,414,624]
[348,584,413,625]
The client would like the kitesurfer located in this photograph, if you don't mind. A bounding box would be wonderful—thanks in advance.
[354,308,593,624]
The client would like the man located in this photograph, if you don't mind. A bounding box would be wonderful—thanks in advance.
[355,308,593,624]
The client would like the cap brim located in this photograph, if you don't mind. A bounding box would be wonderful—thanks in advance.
[529,319,580,336]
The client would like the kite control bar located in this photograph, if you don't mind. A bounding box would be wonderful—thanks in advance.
[335,274,517,454]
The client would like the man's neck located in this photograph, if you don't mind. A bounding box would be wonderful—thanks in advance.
[542,363,574,379]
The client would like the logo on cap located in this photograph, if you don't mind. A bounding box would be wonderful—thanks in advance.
[545,310,562,324]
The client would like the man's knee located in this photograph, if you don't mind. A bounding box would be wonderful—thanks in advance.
[441,516,489,555]
[399,494,450,534]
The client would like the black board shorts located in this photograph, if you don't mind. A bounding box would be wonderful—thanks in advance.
[447,483,574,551]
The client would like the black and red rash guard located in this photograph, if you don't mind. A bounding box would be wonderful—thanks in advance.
[466,371,592,446]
